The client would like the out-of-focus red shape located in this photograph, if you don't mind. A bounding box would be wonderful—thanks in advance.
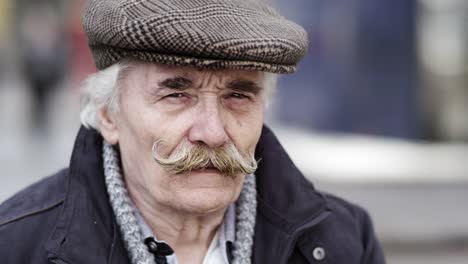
[68,0,96,92]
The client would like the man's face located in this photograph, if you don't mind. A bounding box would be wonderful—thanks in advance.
[102,62,266,214]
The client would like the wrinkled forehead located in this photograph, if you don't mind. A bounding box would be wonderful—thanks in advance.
[123,61,266,88]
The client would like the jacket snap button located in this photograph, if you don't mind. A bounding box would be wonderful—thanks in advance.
[312,247,326,261]
[148,241,158,252]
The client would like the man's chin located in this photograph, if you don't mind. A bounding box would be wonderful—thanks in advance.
[174,171,234,191]
[172,189,235,215]
[166,175,243,214]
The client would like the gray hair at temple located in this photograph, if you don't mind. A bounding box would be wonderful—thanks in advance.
[79,60,278,130]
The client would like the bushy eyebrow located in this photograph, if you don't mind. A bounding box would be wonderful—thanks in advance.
[156,76,262,95]
[157,77,193,90]
[226,79,263,95]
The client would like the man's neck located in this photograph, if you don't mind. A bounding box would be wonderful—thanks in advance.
[128,186,227,263]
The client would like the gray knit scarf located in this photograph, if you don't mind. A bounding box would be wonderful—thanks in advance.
[103,142,257,264]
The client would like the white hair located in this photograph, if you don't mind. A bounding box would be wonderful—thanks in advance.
[80,62,278,130]
[80,60,132,129]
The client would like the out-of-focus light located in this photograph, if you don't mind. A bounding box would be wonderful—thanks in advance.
[418,0,468,77]
[0,0,12,36]
[420,21,466,77]
[420,0,467,10]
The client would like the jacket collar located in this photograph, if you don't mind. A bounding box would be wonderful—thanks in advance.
[253,126,330,263]
[45,127,129,263]
[46,125,329,263]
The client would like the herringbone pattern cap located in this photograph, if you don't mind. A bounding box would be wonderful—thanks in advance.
[82,0,308,73]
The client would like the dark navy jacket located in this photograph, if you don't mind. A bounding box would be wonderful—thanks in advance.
[0,126,385,263]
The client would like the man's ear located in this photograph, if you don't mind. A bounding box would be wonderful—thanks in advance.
[97,107,119,144]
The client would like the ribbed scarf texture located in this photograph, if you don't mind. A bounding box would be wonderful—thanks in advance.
[103,142,257,264]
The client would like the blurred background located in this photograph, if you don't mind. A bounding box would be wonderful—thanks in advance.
[0,0,467,263]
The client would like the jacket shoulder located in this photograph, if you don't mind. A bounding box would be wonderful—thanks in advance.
[320,191,380,247]
[0,169,69,263]
[0,168,68,226]
[322,192,371,223]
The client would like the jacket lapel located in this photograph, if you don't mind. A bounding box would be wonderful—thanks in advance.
[45,127,129,263]
[253,126,330,263]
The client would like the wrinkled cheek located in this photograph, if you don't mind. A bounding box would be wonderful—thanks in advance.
[251,123,264,149]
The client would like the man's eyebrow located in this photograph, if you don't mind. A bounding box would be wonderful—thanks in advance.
[157,77,193,90]
[226,79,263,95]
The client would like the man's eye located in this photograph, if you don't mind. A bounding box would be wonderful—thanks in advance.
[164,93,187,98]
[160,92,192,105]
[228,93,249,100]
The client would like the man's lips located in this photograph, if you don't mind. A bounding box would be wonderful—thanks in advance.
[194,162,219,172]
[199,168,219,171]
[204,161,216,169]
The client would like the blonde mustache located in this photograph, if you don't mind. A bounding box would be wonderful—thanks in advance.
[152,139,258,177]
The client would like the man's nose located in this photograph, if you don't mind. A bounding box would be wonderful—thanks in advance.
[188,102,228,148]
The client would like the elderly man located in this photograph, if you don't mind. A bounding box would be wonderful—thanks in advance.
[0,0,385,263]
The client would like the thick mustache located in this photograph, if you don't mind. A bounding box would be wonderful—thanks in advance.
[151,139,258,177]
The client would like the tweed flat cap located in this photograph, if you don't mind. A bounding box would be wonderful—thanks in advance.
[82,0,308,74]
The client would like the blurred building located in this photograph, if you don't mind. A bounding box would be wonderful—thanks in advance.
[272,0,468,142]
[273,0,422,139]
